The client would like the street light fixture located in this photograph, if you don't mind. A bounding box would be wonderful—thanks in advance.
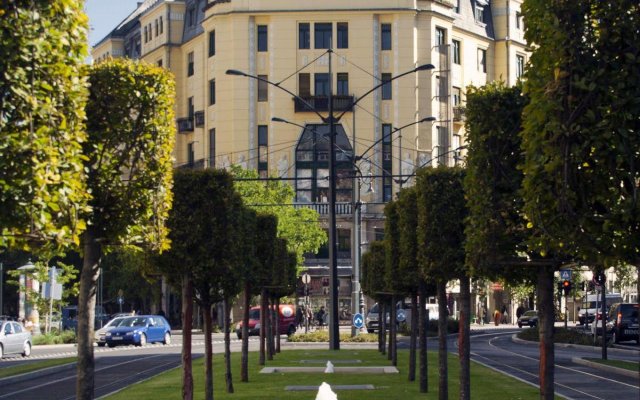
[228,52,434,350]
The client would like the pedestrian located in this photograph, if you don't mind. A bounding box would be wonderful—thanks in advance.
[481,306,487,326]
[501,304,508,324]
[493,309,501,326]
[295,305,304,330]
[316,306,326,329]
[516,305,525,319]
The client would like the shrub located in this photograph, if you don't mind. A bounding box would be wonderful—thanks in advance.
[288,331,378,343]
[516,327,606,346]
[32,330,76,345]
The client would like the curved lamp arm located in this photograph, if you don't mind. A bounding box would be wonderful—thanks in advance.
[354,116,436,162]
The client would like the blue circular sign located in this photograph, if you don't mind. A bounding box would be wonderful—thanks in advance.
[352,313,364,328]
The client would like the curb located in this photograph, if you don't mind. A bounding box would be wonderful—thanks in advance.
[0,362,76,385]
[511,333,640,356]
[571,357,639,379]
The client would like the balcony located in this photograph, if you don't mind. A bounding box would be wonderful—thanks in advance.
[453,106,466,122]
[194,111,205,127]
[293,202,353,215]
[177,117,194,133]
[294,95,354,113]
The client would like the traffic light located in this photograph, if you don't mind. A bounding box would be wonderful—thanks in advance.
[562,280,572,295]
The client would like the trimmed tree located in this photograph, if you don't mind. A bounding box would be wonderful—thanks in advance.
[0,1,90,249]
[361,241,387,353]
[77,59,175,400]
[383,201,401,365]
[417,167,467,400]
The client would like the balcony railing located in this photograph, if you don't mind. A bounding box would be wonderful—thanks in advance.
[177,117,194,133]
[293,202,353,215]
[294,95,354,113]
[453,106,466,122]
[194,111,205,127]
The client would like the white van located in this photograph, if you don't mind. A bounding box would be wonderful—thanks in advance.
[578,293,622,325]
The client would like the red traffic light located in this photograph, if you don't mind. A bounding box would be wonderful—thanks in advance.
[562,280,572,295]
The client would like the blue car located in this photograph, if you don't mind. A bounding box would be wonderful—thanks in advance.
[105,315,171,347]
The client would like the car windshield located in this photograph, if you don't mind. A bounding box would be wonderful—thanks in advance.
[249,309,260,320]
[120,317,148,327]
[369,304,379,314]
[523,311,537,317]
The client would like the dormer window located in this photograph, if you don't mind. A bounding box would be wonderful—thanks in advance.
[475,5,485,24]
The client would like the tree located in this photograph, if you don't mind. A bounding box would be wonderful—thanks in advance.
[417,167,467,400]
[77,59,175,400]
[521,0,640,366]
[0,1,90,249]
[383,201,401,366]
[254,214,278,366]
[232,167,326,266]
[361,241,387,353]
[463,82,533,400]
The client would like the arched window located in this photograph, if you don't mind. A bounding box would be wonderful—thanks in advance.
[295,124,353,203]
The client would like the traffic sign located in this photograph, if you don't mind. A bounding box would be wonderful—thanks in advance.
[301,273,311,284]
[560,270,572,280]
[396,309,406,322]
[352,312,364,328]
[117,296,124,305]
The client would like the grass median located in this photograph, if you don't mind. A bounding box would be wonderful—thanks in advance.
[105,348,544,399]
[0,358,75,379]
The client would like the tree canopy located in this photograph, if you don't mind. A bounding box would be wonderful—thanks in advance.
[0,0,90,248]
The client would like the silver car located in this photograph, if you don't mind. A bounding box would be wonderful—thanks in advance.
[95,317,127,347]
[0,320,32,358]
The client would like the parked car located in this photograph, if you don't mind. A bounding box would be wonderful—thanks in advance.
[577,293,622,325]
[95,316,127,347]
[0,320,32,358]
[517,310,538,328]
[235,305,297,339]
[606,303,639,344]
[104,315,171,347]
[365,301,421,334]
[61,305,110,331]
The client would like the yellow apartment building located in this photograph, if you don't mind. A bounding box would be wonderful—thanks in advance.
[93,0,529,321]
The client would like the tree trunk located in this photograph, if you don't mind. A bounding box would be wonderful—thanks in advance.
[537,265,555,400]
[275,297,281,353]
[223,297,234,393]
[599,275,607,360]
[259,288,267,365]
[389,295,397,366]
[437,281,448,400]
[636,261,640,345]
[241,283,251,382]
[378,302,385,354]
[459,275,471,400]
[181,273,194,400]
[267,297,274,361]
[408,292,417,381]
[387,300,392,360]
[76,229,101,400]
[418,283,428,393]
[203,302,213,400]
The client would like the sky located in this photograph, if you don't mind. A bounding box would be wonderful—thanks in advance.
[85,0,140,48]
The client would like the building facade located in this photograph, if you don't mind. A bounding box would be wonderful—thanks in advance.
[93,0,530,320]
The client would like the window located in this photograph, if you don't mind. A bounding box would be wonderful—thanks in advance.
[382,124,393,201]
[374,227,385,242]
[258,126,268,177]
[209,79,216,105]
[477,48,486,73]
[337,22,348,49]
[209,30,216,57]
[516,54,525,78]
[381,23,391,50]
[381,73,392,100]
[452,40,461,64]
[315,73,330,96]
[516,12,522,29]
[337,229,351,253]
[144,26,148,43]
[475,5,485,23]
[188,96,194,119]
[155,19,158,36]
[188,7,196,27]
[187,51,194,76]
[453,87,461,106]
[299,73,311,97]
[157,59,163,67]
[257,25,268,52]
[208,129,216,168]
[159,16,163,34]
[437,126,449,165]
[337,73,349,96]
[454,0,461,14]
[314,23,332,49]
[435,27,446,47]
[187,142,195,167]
[299,23,310,49]
[258,75,268,102]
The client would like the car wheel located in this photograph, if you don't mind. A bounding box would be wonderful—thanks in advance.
[97,342,105,347]
[22,341,31,357]
[108,343,116,348]
[138,333,147,347]
[0,344,4,359]
[236,332,242,340]
[287,325,296,336]
[367,329,375,334]
[163,332,171,345]
[518,323,522,328]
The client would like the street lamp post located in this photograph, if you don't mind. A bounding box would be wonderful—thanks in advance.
[227,53,434,350]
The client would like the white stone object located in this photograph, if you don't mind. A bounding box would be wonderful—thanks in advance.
[315,382,338,400]
[324,361,334,373]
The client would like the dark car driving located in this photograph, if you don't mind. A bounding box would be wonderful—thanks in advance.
[606,303,639,344]
[517,310,538,328]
